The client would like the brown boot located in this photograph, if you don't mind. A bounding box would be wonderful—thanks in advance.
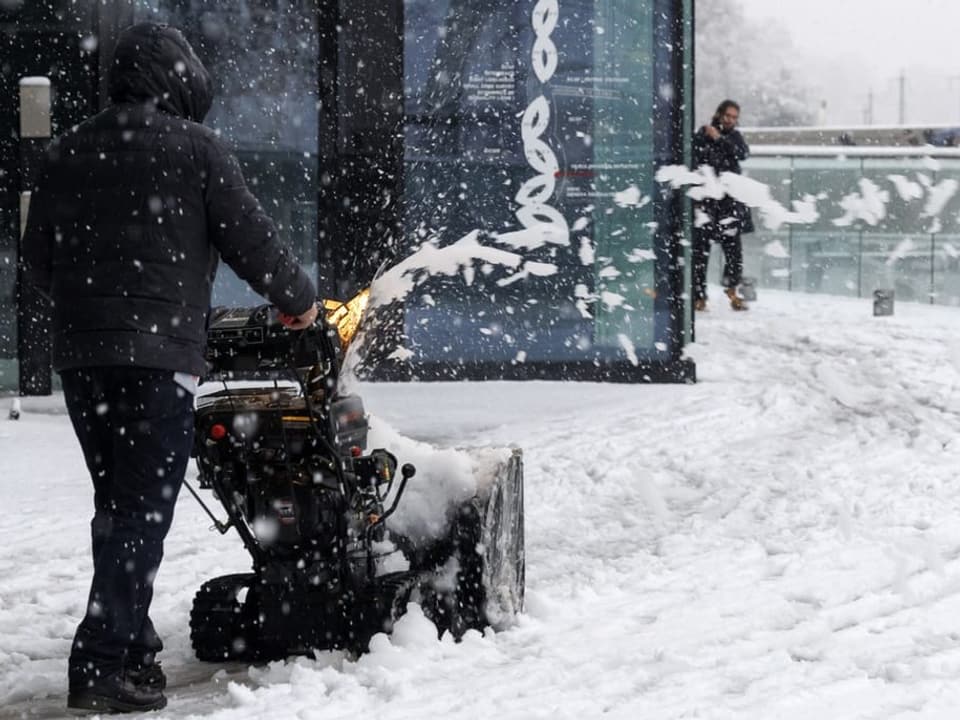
[725,287,748,311]
[694,298,708,312]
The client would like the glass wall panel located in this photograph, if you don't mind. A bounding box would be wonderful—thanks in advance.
[861,158,929,237]
[933,235,960,306]
[860,232,933,302]
[938,159,960,236]
[133,0,319,307]
[742,156,793,206]
[740,231,791,290]
[584,0,656,352]
[741,152,960,307]
[741,156,792,290]
[402,0,553,364]
[401,0,681,370]
[790,230,860,296]
[934,159,960,305]
[790,156,862,232]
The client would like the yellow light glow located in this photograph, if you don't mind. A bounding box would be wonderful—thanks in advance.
[323,288,370,349]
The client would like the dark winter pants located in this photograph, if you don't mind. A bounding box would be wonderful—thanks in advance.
[61,367,194,688]
[692,212,744,301]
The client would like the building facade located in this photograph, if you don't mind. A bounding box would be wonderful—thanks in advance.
[1,0,694,393]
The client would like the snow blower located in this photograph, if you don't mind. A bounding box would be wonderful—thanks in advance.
[186,291,524,661]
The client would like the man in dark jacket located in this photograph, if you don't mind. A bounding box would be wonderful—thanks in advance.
[692,99,752,312]
[20,23,317,713]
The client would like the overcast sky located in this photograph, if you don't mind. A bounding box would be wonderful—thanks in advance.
[736,0,960,125]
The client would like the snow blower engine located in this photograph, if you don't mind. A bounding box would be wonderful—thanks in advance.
[187,293,524,662]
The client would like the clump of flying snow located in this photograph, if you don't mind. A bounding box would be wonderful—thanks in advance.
[833,178,889,226]
[600,290,626,310]
[613,185,650,209]
[365,230,524,309]
[338,225,565,382]
[496,261,558,287]
[920,176,959,218]
[579,237,595,265]
[617,334,639,366]
[386,346,414,362]
[888,174,924,201]
[626,248,656,263]
[657,164,820,230]
[764,239,790,259]
[886,237,917,266]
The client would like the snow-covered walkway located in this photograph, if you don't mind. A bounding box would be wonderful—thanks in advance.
[2,288,960,719]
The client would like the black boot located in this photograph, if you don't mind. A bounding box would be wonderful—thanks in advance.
[67,669,166,713]
[128,660,167,692]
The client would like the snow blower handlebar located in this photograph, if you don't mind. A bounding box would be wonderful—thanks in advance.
[205,288,370,378]
[367,463,416,534]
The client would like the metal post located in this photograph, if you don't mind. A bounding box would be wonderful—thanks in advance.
[17,76,53,396]
[898,71,906,125]
[931,232,937,305]
[787,155,794,291]
[950,76,960,124]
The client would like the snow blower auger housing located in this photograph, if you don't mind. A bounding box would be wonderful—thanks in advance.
[188,296,524,662]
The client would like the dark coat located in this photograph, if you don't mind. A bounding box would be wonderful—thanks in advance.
[692,123,754,234]
[693,123,749,174]
[21,23,316,377]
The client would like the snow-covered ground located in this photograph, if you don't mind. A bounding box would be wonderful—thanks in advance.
[2,287,960,719]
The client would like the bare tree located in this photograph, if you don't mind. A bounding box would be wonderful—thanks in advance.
[696,0,814,127]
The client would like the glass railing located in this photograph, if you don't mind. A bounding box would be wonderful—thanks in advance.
[728,148,960,306]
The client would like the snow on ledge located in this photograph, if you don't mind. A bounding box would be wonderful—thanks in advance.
[19,77,50,87]
[750,144,960,159]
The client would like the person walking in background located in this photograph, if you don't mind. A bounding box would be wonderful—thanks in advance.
[692,99,753,312]
[20,23,318,713]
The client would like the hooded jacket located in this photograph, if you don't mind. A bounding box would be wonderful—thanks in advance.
[20,23,316,376]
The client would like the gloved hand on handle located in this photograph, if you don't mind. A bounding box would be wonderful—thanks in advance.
[278,302,318,330]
